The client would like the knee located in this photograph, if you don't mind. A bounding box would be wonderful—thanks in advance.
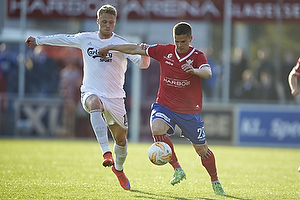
[151,122,167,136]
[86,95,103,111]
[194,144,208,157]
[151,126,164,136]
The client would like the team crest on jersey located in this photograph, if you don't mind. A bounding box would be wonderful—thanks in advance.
[186,59,193,66]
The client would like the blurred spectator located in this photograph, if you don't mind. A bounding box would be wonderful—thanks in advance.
[0,67,7,107]
[255,48,274,79]
[25,46,59,96]
[0,43,9,112]
[202,47,219,99]
[234,69,259,100]
[59,60,82,136]
[0,43,18,93]
[230,48,249,98]
[258,70,279,101]
[0,64,8,134]
[0,43,18,135]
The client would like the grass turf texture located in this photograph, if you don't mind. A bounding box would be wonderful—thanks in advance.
[1,139,299,200]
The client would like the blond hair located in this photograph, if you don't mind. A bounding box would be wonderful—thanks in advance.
[97,4,117,18]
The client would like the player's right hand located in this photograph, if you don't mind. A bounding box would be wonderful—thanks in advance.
[291,89,300,96]
[25,36,36,47]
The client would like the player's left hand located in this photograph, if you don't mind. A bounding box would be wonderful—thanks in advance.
[98,47,109,58]
[181,63,195,74]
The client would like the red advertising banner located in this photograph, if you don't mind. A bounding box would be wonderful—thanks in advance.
[7,0,300,22]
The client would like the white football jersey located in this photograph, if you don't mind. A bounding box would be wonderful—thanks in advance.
[36,32,143,98]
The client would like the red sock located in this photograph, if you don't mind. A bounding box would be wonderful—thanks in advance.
[201,149,218,182]
[153,134,181,169]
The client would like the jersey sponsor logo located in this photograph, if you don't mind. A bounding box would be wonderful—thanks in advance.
[163,53,174,63]
[163,77,190,88]
[165,60,173,66]
[87,47,112,62]
[87,47,100,58]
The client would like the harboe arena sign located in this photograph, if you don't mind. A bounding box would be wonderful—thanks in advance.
[7,0,300,22]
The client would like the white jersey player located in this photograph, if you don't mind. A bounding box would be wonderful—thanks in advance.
[25,4,150,190]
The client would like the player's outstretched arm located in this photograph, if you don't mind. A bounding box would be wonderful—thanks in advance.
[25,36,36,47]
[98,44,147,58]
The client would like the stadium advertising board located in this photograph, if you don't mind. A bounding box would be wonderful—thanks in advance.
[15,98,62,136]
[7,0,300,22]
[201,104,234,142]
[237,105,300,147]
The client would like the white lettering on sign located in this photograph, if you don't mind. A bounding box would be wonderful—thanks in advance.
[232,3,278,19]
[8,0,220,19]
[240,117,266,137]
[9,0,106,17]
[7,0,300,21]
[232,2,300,20]
[140,0,220,18]
[270,118,300,140]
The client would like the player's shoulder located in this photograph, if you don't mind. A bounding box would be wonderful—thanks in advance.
[150,43,174,51]
[192,47,205,56]
[165,44,175,48]
[70,31,97,38]
[81,31,98,36]
[111,33,128,44]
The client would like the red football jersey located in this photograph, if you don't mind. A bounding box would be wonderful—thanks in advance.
[146,44,210,114]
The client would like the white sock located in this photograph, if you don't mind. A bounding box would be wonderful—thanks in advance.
[211,180,220,184]
[90,109,110,155]
[114,141,128,171]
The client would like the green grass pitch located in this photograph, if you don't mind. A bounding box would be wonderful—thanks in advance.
[1,139,299,199]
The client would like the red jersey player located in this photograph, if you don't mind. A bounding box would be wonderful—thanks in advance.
[98,22,225,196]
[288,58,300,96]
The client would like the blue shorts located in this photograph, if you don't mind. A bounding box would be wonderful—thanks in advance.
[150,103,206,145]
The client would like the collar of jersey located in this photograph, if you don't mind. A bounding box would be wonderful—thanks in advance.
[175,47,195,62]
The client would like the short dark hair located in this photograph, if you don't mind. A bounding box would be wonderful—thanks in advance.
[97,4,117,18]
[173,22,192,37]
